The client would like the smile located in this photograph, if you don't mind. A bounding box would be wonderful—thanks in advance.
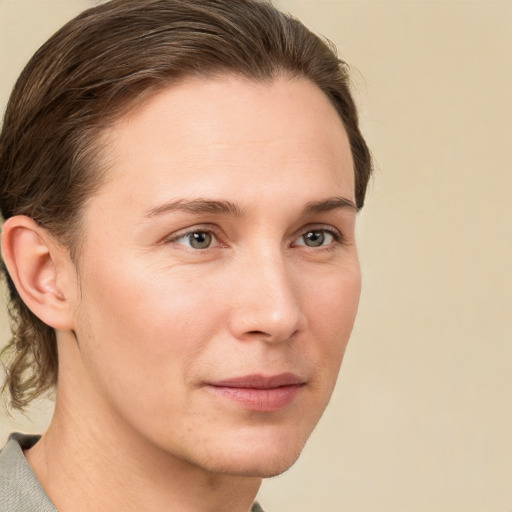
[205,373,305,412]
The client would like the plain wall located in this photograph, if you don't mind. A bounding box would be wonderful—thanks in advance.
[1,1,511,511]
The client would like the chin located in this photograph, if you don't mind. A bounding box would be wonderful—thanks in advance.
[205,446,305,479]
[187,424,312,478]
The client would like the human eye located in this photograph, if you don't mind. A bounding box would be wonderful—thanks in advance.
[168,226,222,250]
[292,226,342,248]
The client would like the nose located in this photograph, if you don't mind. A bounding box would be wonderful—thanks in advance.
[228,250,306,343]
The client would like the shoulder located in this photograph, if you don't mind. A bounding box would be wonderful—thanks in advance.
[0,433,57,512]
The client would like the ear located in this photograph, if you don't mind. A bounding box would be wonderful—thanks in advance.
[1,215,76,330]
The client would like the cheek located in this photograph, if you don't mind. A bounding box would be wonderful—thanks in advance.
[303,263,361,375]
[307,261,360,328]
[75,258,226,400]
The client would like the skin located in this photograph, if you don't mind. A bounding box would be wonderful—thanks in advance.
[6,75,361,512]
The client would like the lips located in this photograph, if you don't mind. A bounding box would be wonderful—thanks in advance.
[205,373,305,412]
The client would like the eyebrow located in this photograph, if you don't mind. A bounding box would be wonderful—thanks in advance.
[302,197,357,215]
[145,199,245,218]
[145,196,356,218]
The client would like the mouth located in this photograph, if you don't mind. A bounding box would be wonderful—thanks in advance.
[205,373,305,412]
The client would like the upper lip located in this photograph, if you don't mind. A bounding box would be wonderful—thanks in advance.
[207,373,305,389]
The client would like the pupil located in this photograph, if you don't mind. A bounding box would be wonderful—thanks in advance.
[190,232,211,249]
[305,231,324,247]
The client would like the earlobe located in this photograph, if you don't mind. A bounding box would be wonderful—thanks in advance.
[1,215,75,330]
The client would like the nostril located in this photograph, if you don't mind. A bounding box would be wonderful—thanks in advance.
[247,330,271,337]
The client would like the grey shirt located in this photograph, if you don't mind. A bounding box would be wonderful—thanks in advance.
[0,433,266,512]
[0,433,57,511]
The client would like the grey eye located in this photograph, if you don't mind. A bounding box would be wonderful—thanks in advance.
[187,231,212,249]
[303,230,325,247]
[294,229,335,248]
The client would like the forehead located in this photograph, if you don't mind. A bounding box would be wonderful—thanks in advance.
[92,74,354,213]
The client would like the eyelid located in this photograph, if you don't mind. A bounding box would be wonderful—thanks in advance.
[303,223,342,239]
[162,224,224,246]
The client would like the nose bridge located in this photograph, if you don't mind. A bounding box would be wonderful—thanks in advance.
[229,244,304,342]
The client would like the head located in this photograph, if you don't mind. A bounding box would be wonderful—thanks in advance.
[0,0,371,476]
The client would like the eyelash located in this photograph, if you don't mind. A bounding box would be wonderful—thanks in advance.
[292,226,344,249]
[165,224,343,251]
[165,224,224,250]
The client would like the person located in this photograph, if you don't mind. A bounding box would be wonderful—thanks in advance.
[0,0,372,510]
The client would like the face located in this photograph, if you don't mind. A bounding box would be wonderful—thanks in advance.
[69,74,360,477]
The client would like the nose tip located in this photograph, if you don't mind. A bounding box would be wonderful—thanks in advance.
[228,259,305,343]
[230,299,303,344]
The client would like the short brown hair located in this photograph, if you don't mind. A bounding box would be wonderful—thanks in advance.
[0,0,372,410]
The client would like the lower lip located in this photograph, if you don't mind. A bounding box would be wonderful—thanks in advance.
[206,384,303,412]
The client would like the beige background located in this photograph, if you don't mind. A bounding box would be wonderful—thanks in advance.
[1,1,511,511]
